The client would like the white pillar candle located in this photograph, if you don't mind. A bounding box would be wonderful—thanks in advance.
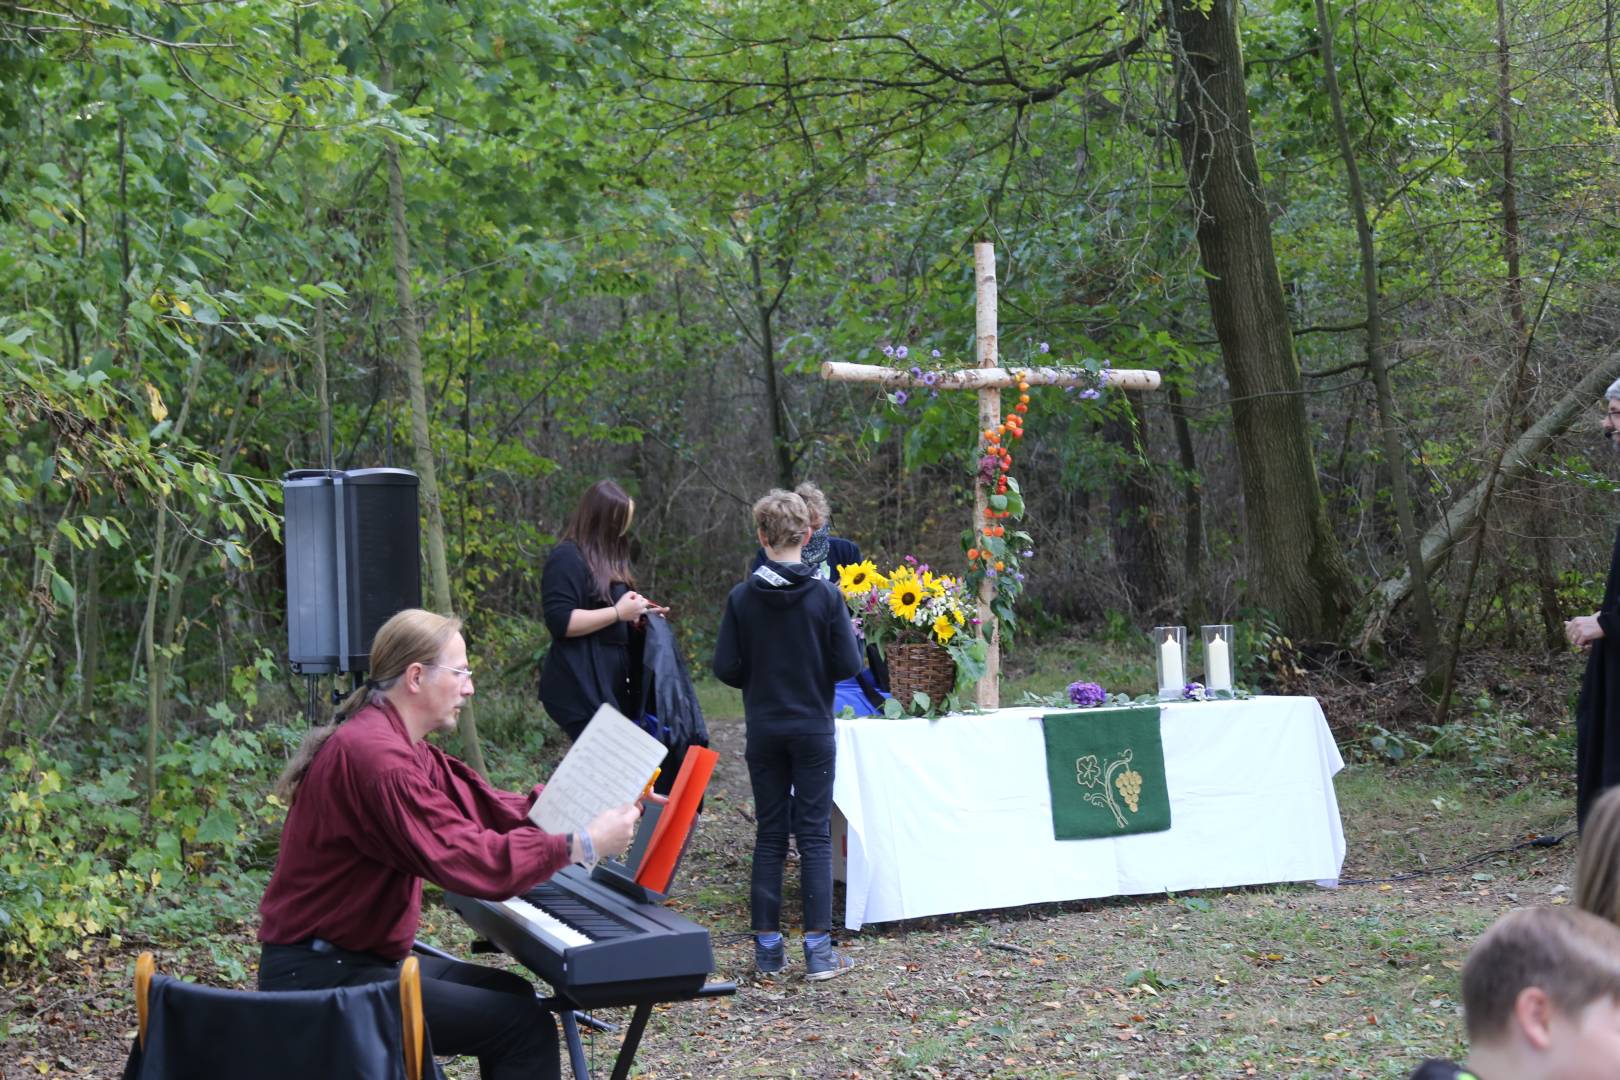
[1207,633,1232,692]
[1159,633,1184,691]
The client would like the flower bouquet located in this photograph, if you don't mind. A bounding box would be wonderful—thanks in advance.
[838,557,989,713]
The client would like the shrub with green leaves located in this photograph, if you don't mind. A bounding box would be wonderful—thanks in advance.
[0,709,295,968]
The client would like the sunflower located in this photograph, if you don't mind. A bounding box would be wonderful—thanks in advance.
[951,606,966,626]
[838,560,885,598]
[932,614,957,643]
[919,570,948,598]
[888,576,925,621]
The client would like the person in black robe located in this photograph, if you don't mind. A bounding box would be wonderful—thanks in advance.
[1567,387,1620,826]
[538,480,666,742]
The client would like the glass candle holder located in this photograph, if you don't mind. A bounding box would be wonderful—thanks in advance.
[1153,625,1187,701]
[1201,624,1235,699]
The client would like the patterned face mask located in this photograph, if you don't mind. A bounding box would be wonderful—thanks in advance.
[802,523,831,566]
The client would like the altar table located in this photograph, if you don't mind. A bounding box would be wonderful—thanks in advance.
[830,696,1345,931]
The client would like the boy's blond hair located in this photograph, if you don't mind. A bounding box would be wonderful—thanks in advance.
[753,489,811,551]
[1461,906,1620,1041]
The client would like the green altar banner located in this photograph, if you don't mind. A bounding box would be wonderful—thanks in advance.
[1041,707,1171,840]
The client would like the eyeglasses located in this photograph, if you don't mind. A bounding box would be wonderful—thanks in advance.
[425,663,475,681]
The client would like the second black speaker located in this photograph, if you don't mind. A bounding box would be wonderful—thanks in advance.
[284,468,422,674]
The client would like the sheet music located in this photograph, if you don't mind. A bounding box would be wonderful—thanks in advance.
[528,703,667,835]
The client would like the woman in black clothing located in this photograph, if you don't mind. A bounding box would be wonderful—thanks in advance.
[538,480,665,741]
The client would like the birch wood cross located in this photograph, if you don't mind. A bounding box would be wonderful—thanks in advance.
[822,243,1162,709]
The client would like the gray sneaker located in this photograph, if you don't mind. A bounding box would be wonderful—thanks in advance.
[803,937,854,982]
[754,937,785,974]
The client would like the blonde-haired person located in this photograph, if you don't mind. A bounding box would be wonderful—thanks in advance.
[715,490,864,980]
[1575,786,1620,923]
[259,608,644,1080]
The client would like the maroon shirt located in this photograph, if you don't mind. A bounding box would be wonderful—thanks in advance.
[258,698,569,960]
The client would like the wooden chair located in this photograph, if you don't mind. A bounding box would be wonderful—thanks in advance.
[133,951,426,1080]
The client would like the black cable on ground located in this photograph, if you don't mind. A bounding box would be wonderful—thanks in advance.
[1337,827,1577,887]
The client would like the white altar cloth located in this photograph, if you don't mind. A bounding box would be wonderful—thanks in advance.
[831,696,1345,931]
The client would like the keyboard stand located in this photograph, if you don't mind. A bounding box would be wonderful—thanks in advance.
[546,980,737,1080]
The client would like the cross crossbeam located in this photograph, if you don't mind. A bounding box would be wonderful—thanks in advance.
[819,362,1161,392]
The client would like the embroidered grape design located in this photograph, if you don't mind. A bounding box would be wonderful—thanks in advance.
[1115,768,1143,813]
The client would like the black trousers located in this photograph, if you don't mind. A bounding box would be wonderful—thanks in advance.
[258,942,559,1080]
[744,731,835,933]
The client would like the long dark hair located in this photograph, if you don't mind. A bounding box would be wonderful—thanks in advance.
[560,479,636,600]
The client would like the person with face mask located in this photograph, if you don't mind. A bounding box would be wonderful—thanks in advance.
[751,483,860,581]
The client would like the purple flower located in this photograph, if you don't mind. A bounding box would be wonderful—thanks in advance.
[904,554,918,564]
[895,345,909,360]
[892,389,909,405]
[1064,385,1076,393]
[929,389,939,399]
[922,371,938,386]
[1067,680,1106,708]
[910,365,922,378]
[1015,572,1026,582]
[1039,342,1050,354]
[1021,549,1033,558]
[986,568,997,578]
[1183,681,1207,701]
[931,349,942,358]
[978,454,999,483]
[1080,388,1100,400]
[882,344,895,357]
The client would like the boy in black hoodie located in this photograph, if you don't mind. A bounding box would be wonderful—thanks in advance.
[713,489,863,980]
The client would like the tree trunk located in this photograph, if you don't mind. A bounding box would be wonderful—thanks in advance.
[384,106,486,774]
[1314,0,1441,672]
[0,495,77,738]
[750,247,795,488]
[1432,0,1536,723]
[1608,0,1620,124]
[79,541,101,716]
[1104,393,1175,622]
[1165,0,1358,640]
[1166,382,1206,625]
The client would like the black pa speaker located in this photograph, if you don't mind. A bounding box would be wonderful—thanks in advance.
[283,468,422,675]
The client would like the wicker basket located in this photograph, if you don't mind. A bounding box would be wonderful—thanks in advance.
[887,642,957,706]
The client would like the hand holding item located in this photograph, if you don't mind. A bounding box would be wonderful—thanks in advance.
[614,591,651,622]
[585,803,641,860]
[1567,613,1605,649]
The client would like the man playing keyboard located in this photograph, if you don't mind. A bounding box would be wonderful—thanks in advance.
[257,608,640,1080]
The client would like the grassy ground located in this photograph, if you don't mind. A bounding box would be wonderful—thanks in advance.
[2,649,1582,1078]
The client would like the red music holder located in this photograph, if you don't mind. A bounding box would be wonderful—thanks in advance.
[590,745,718,904]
